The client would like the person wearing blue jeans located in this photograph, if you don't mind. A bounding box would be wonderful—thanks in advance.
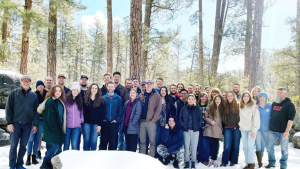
[265,88,296,169]
[117,131,127,150]
[26,121,43,165]
[255,92,272,168]
[64,128,81,150]
[239,91,260,169]
[82,123,99,150]
[220,91,241,167]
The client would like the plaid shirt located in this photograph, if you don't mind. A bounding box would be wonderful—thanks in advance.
[199,105,207,133]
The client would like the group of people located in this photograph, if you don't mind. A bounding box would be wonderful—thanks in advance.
[5,72,296,169]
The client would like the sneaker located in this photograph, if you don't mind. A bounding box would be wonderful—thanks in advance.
[191,162,195,169]
[265,164,275,168]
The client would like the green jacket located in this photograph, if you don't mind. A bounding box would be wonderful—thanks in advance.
[40,97,66,144]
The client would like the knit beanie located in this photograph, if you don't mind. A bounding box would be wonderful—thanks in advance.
[70,82,81,92]
[36,80,45,88]
[258,92,268,101]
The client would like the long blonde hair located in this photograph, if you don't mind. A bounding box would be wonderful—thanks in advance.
[240,91,254,109]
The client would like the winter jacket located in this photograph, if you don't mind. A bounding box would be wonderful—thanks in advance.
[161,127,184,154]
[5,87,39,126]
[101,84,121,96]
[83,100,106,126]
[258,103,272,132]
[269,98,296,133]
[179,105,203,132]
[120,99,142,134]
[239,104,260,132]
[169,94,180,103]
[103,93,123,123]
[175,98,187,120]
[64,99,84,128]
[35,89,47,120]
[138,89,162,123]
[39,97,66,144]
[204,108,223,139]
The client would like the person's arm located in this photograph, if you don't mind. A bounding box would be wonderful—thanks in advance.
[151,94,162,123]
[251,108,260,138]
[80,108,84,124]
[5,91,15,125]
[131,101,142,126]
[198,107,203,129]
[283,103,296,139]
[283,120,293,139]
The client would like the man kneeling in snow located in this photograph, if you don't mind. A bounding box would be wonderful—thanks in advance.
[157,117,184,169]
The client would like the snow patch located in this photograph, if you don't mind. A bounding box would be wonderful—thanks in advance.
[294,132,300,137]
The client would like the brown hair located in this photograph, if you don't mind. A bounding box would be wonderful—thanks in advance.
[103,73,112,78]
[84,83,103,107]
[224,91,239,115]
[251,86,261,100]
[208,95,225,120]
[240,91,254,109]
[129,88,138,98]
[210,88,221,101]
[156,78,163,82]
[45,85,65,100]
[198,92,208,106]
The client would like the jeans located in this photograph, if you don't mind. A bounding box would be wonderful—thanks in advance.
[241,130,256,164]
[183,130,199,162]
[155,125,163,157]
[82,123,99,151]
[222,128,241,165]
[197,132,210,163]
[255,131,268,155]
[27,121,43,155]
[9,123,32,168]
[117,131,127,150]
[267,131,289,169]
[140,121,157,157]
[64,127,81,150]
[100,122,119,150]
[44,143,60,161]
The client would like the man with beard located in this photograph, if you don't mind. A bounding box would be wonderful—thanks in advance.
[187,84,194,94]
[169,84,179,103]
[79,75,88,99]
[265,88,296,169]
[194,85,202,102]
[124,78,132,101]
[44,76,53,91]
[176,83,184,98]
[232,83,241,101]
[140,81,146,93]
[57,74,70,94]
[132,78,142,95]
[101,73,121,96]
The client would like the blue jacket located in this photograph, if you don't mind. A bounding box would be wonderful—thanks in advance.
[179,105,203,132]
[119,99,142,134]
[161,127,184,154]
[103,93,123,123]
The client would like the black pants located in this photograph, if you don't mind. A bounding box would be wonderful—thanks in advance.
[123,127,138,152]
[100,122,119,150]
[208,137,220,160]
[9,123,32,168]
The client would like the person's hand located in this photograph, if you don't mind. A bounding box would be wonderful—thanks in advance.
[103,119,107,122]
[283,132,289,139]
[165,124,169,129]
[166,152,170,156]
[7,124,14,132]
[111,120,116,123]
[211,121,216,125]
[251,132,256,139]
[32,126,38,134]
[96,126,101,132]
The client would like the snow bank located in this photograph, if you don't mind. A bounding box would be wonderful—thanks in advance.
[294,132,300,137]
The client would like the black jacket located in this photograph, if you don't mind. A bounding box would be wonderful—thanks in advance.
[35,89,47,120]
[179,105,203,132]
[83,100,106,126]
[175,99,187,120]
[169,94,180,103]
[5,87,39,126]
[269,98,296,133]
[64,86,70,94]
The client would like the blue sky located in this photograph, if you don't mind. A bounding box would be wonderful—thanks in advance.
[75,0,296,73]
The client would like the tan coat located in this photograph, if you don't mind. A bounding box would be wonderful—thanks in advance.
[138,89,162,123]
[204,108,223,139]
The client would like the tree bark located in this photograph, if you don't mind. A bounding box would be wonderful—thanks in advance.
[20,0,32,75]
[107,0,113,74]
[244,0,253,76]
[198,0,204,77]
[248,0,264,91]
[130,0,142,81]
[2,7,9,44]
[297,0,300,94]
[47,0,58,84]
[141,0,154,80]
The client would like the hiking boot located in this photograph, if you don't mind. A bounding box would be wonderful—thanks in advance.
[249,163,255,169]
[37,151,42,160]
[163,156,171,165]
[25,155,31,166]
[256,151,263,168]
[32,155,39,165]
[184,161,190,168]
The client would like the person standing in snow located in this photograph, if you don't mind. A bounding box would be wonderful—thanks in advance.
[265,88,296,169]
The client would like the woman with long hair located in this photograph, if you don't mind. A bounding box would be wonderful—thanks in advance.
[38,85,66,169]
[82,83,105,151]
[251,86,262,104]
[204,95,225,167]
[239,91,260,169]
[63,82,84,150]
[209,88,221,105]
[220,91,241,167]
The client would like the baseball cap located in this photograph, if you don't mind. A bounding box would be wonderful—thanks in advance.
[80,75,88,79]
[21,75,31,81]
[57,74,66,79]
[145,79,154,84]
[141,81,146,85]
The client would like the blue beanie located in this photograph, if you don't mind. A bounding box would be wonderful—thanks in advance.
[258,92,268,101]
[36,80,45,88]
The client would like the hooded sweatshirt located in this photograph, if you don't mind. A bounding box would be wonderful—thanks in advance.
[239,104,260,132]
[258,103,272,132]
[269,98,296,133]
[63,99,84,128]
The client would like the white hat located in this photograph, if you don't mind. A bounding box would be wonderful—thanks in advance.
[70,82,81,92]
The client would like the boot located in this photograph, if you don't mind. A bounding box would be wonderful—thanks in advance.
[243,164,249,169]
[46,160,53,169]
[163,156,171,165]
[40,159,49,169]
[173,160,179,169]
[256,151,263,168]
[191,162,196,169]
[220,164,226,167]
[249,163,255,169]
[32,155,39,165]
[25,155,31,166]
[264,164,275,168]
[230,163,236,166]
[158,157,164,164]
[184,161,190,169]
[37,150,42,159]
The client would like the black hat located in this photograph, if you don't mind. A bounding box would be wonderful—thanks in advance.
[80,75,88,79]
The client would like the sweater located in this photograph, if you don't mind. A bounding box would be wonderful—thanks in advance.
[103,93,123,123]
[269,98,296,133]
[258,103,272,132]
[223,103,239,128]
[239,104,260,132]
[63,99,84,128]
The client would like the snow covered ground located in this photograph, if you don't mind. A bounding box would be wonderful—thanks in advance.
[0,137,300,169]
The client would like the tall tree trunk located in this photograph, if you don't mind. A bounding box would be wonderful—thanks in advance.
[20,0,32,75]
[141,0,154,80]
[107,0,113,74]
[47,0,57,84]
[2,7,9,43]
[245,0,253,76]
[198,0,204,77]
[297,0,300,95]
[130,0,142,81]
[248,0,264,91]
